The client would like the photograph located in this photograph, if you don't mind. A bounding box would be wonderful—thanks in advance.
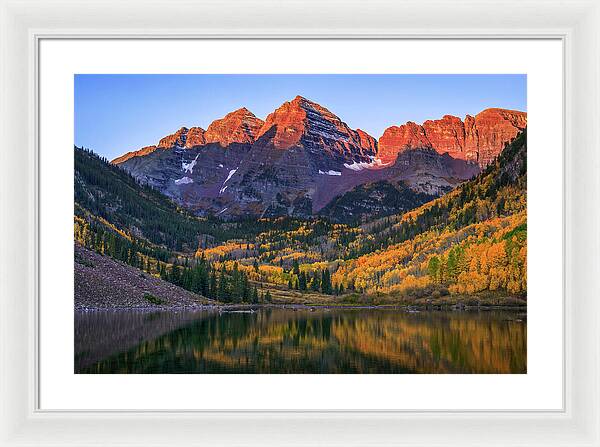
[73,74,527,374]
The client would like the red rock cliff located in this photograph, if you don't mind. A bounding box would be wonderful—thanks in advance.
[378,108,526,167]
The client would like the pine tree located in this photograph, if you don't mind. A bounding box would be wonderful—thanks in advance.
[310,271,321,292]
[427,256,441,283]
[217,266,228,302]
[231,262,241,302]
[321,269,332,294]
[241,274,250,302]
[171,263,181,286]
[299,272,307,291]
[209,269,217,299]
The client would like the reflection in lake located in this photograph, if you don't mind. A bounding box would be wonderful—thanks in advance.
[75,308,526,374]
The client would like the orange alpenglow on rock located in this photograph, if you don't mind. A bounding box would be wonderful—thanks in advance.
[378,108,527,167]
[204,108,264,146]
[156,126,190,149]
[110,145,159,164]
[111,109,264,164]
[255,95,377,159]
[185,127,207,148]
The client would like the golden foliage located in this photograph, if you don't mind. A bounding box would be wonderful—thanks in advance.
[332,212,527,296]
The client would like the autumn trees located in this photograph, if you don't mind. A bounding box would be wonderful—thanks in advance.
[332,213,527,298]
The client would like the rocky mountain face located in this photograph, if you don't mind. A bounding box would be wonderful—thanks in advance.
[112,97,525,220]
[204,108,264,146]
[378,108,527,168]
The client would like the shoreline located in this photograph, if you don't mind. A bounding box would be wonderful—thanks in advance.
[75,302,527,312]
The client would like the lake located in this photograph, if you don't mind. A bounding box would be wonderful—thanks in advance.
[75,307,526,374]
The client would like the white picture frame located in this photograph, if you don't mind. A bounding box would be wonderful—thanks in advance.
[1,0,598,446]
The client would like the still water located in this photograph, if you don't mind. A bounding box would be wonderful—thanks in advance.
[75,307,526,374]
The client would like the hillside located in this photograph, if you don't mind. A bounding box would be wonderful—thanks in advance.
[75,243,213,309]
[319,180,434,224]
[331,129,527,301]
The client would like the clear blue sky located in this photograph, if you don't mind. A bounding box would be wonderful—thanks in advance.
[75,74,526,160]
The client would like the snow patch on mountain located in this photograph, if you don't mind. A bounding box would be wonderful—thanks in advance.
[174,177,193,185]
[218,168,239,193]
[318,170,342,176]
[224,168,238,184]
[344,158,391,172]
[182,153,200,173]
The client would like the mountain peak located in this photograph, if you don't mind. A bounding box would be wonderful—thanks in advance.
[157,127,189,149]
[230,106,254,116]
[255,97,377,163]
[204,107,264,146]
[291,95,309,103]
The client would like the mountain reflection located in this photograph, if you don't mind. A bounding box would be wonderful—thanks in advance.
[75,308,526,374]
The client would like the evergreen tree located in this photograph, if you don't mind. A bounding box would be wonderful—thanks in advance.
[311,270,321,292]
[427,256,441,283]
[217,266,228,302]
[209,269,217,299]
[321,269,332,294]
[231,262,241,303]
[241,274,250,302]
[170,263,181,286]
[299,272,307,291]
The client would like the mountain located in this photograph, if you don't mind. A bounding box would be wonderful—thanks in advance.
[378,108,527,167]
[112,97,524,219]
[254,95,377,160]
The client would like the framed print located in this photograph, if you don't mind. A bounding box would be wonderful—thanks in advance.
[1,0,599,446]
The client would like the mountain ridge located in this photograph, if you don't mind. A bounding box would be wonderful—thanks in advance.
[110,97,525,219]
[378,107,526,167]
